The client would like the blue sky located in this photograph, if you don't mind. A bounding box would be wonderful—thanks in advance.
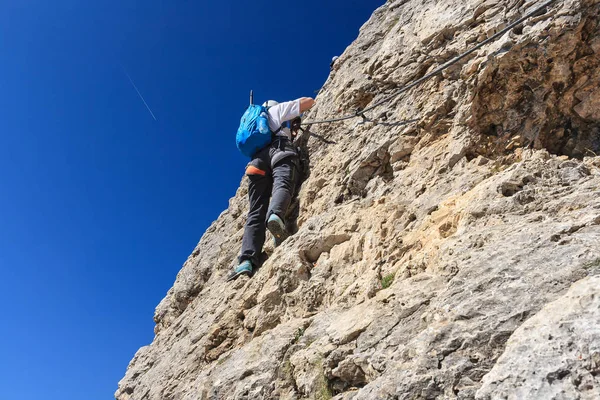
[0,0,382,398]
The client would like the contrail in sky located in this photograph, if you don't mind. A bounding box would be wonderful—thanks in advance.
[121,66,157,121]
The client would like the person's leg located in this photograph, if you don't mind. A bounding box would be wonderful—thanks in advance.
[266,156,299,246]
[238,163,272,267]
[268,157,298,222]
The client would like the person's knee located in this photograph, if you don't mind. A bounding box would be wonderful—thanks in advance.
[274,158,297,180]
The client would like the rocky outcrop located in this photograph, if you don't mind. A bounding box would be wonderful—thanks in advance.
[477,275,600,399]
[117,0,600,399]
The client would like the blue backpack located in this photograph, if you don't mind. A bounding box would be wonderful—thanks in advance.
[236,104,273,158]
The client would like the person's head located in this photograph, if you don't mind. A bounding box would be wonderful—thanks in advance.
[263,100,279,108]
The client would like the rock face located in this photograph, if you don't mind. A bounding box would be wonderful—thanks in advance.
[116,0,600,399]
[476,275,600,400]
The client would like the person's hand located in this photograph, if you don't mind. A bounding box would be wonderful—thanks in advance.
[291,117,302,133]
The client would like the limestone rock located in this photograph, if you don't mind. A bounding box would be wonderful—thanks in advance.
[116,0,600,399]
[476,276,600,400]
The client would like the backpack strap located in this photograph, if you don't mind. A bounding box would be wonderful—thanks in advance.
[270,125,282,143]
[265,106,285,141]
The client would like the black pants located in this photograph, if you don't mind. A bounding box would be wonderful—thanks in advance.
[238,139,299,266]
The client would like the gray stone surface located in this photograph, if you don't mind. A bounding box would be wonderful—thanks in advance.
[116,0,600,399]
[476,276,600,400]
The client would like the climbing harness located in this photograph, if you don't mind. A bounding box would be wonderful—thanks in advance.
[301,0,558,126]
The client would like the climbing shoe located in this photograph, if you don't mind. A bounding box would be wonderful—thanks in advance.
[226,260,253,282]
[267,213,289,247]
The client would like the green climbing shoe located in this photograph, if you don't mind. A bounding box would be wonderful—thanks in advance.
[267,213,290,247]
[226,260,253,282]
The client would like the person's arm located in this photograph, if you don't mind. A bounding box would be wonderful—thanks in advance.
[299,97,315,113]
[271,98,315,124]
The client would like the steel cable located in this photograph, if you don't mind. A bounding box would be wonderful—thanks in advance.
[302,0,558,126]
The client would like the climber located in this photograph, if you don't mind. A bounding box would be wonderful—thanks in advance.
[330,56,339,70]
[227,97,316,281]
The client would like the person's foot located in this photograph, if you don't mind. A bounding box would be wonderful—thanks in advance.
[226,260,253,282]
[267,214,289,247]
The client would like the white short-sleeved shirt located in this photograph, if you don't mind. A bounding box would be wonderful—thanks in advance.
[267,99,301,140]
